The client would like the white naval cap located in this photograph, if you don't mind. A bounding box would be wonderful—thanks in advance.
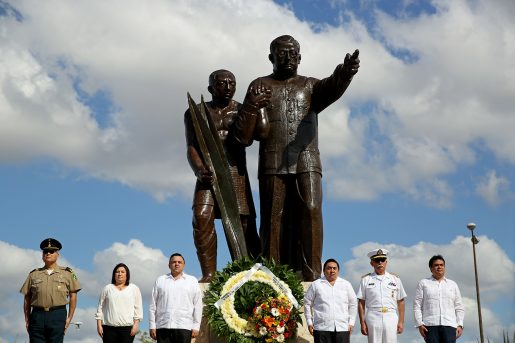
[367,248,389,260]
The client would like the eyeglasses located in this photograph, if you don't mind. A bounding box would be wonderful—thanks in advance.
[374,258,387,263]
[43,250,57,255]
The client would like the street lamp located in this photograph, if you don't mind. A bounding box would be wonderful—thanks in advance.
[467,222,484,343]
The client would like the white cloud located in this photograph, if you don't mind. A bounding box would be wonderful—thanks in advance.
[89,239,169,300]
[475,170,513,206]
[60,306,99,343]
[322,0,515,206]
[0,0,513,207]
[373,0,515,160]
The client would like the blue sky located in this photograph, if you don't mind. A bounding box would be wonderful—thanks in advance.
[1,0,514,342]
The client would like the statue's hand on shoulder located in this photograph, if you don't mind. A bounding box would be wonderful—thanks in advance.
[195,166,213,185]
[343,49,360,77]
[244,83,271,110]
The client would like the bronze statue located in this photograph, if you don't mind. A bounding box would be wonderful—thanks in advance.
[184,70,260,282]
[234,35,360,281]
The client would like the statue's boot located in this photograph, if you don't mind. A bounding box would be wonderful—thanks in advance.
[197,252,216,283]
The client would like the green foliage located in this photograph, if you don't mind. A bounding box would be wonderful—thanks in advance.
[136,330,153,343]
[203,257,304,343]
[233,281,276,318]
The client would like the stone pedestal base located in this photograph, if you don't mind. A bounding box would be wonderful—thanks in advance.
[195,282,313,343]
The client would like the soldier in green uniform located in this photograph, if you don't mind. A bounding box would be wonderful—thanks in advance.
[20,238,81,343]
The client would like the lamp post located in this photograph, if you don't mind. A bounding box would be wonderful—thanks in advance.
[467,222,484,343]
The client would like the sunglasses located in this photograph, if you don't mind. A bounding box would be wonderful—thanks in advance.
[373,258,387,263]
[43,249,57,255]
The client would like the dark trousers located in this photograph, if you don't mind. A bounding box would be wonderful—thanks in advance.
[314,330,350,343]
[156,328,191,343]
[426,326,457,343]
[102,325,135,343]
[29,308,66,343]
[259,172,323,281]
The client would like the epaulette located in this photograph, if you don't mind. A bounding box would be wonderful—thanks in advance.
[30,268,38,273]
[62,266,79,280]
[390,272,399,277]
[361,273,371,278]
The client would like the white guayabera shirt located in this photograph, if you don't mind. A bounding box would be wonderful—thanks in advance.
[149,272,202,331]
[413,277,465,328]
[304,276,358,331]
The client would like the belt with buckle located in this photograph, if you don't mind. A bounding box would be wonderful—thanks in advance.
[32,305,66,312]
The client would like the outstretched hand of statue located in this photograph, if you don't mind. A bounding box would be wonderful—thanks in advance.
[195,166,213,185]
[343,49,360,77]
[244,83,271,109]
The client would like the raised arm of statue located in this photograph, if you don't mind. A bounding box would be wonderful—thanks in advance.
[311,49,360,114]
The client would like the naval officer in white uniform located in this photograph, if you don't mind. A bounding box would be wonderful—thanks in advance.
[356,249,406,343]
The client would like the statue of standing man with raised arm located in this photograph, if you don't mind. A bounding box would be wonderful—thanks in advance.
[234,35,360,281]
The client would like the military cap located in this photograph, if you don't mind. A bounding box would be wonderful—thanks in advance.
[40,238,62,251]
[367,248,389,260]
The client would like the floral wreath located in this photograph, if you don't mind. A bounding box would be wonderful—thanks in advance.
[204,258,304,343]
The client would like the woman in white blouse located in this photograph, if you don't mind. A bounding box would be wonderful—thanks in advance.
[96,263,143,343]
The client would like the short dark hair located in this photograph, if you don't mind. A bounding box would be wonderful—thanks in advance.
[208,69,235,87]
[429,255,445,268]
[169,252,185,263]
[111,263,130,285]
[270,35,300,54]
[323,258,340,270]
